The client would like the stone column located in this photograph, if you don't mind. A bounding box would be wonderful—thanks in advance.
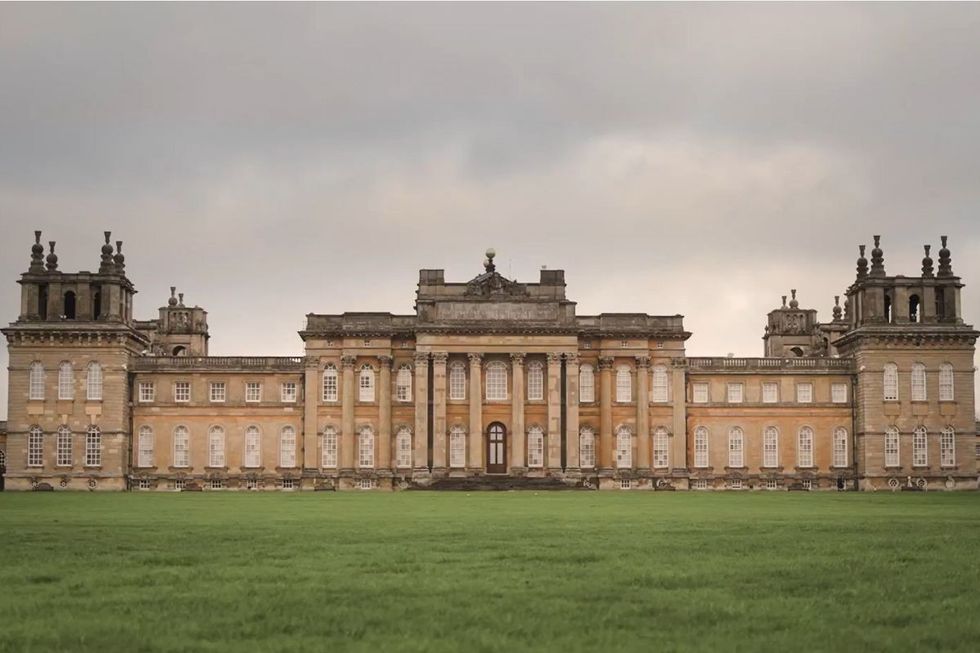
[302,357,320,474]
[598,357,614,472]
[340,354,357,473]
[565,353,580,471]
[468,353,483,471]
[377,355,392,472]
[431,352,448,474]
[635,356,650,472]
[671,361,687,473]
[413,352,429,474]
[510,353,526,473]
[546,352,562,472]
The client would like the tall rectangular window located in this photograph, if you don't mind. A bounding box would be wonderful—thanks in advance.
[58,363,74,400]
[86,362,103,401]
[208,426,225,467]
[395,428,412,468]
[245,382,262,403]
[884,427,900,467]
[398,366,415,402]
[485,362,508,400]
[138,382,155,403]
[653,428,669,469]
[526,362,544,401]
[29,362,45,400]
[694,427,709,468]
[321,427,337,468]
[763,427,778,468]
[940,427,955,466]
[797,427,814,468]
[244,426,261,468]
[174,381,190,402]
[28,427,43,467]
[910,364,926,401]
[831,383,847,404]
[357,427,373,468]
[579,365,595,403]
[579,428,596,468]
[728,427,744,467]
[615,428,632,468]
[57,427,73,467]
[210,382,226,403]
[281,426,297,467]
[912,426,927,467]
[138,426,154,468]
[615,367,632,402]
[450,427,466,468]
[173,426,190,467]
[322,365,339,402]
[651,366,669,403]
[527,427,544,468]
[796,383,813,404]
[883,363,898,401]
[281,382,297,403]
[762,382,778,404]
[832,427,848,467]
[939,364,954,401]
[727,383,744,404]
[692,383,709,404]
[358,366,375,402]
[85,427,102,466]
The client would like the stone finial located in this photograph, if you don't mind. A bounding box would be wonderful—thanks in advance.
[45,241,58,271]
[789,289,799,309]
[832,295,843,321]
[921,244,934,278]
[168,286,178,307]
[484,247,496,273]
[870,235,885,276]
[937,235,952,277]
[781,295,787,308]
[113,240,125,274]
[178,292,185,307]
[29,230,45,272]
[856,244,868,280]
[99,230,115,273]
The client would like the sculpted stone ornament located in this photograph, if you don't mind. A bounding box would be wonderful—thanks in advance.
[340,355,358,369]
[464,248,527,297]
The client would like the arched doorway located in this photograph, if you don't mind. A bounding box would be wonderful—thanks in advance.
[486,423,507,474]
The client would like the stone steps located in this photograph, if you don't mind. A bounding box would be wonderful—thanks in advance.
[412,476,593,491]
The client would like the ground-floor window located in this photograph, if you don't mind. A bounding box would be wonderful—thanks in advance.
[619,478,633,489]
[357,478,376,490]
[281,478,297,490]
[728,478,743,490]
[765,479,779,490]
[801,479,813,491]
[449,427,466,468]
[692,479,709,490]
[206,479,224,490]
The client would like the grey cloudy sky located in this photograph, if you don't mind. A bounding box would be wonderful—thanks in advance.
[2,3,979,418]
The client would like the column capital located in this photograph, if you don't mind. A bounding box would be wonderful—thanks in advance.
[431,351,449,365]
[546,352,562,364]
[634,355,651,369]
[563,352,579,365]
[376,355,393,368]
[413,352,430,367]
[598,356,614,370]
[510,352,526,366]
[340,354,358,369]
[467,352,483,364]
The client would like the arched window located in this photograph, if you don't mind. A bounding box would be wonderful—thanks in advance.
[280,426,297,467]
[449,425,466,468]
[485,361,507,400]
[763,426,779,468]
[208,426,225,467]
[616,426,632,468]
[882,363,898,401]
[57,426,72,467]
[85,426,101,466]
[28,426,44,467]
[395,427,412,469]
[694,426,709,468]
[58,362,74,400]
[448,361,466,401]
[173,426,190,467]
[86,362,103,401]
[939,363,954,401]
[63,291,77,319]
[653,427,669,469]
[615,366,632,402]
[908,294,920,323]
[28,362,45,400]
[358,426,374,468]
[832,427,848,468]
[884,426,900,467]
[527,426,544,468]
[579,427,596,469]
[728,427,744,468]
[244,426,261,468]
[138,426,154,468]
[526,361,544,401]
[172,346,187,357]
[651,365,669,402]
[358,365,375,402]
[579,364,595,403]
[884,293,892,323]
[940,427,955,466]
[911,363,926,401]
[797,426,814,468]
[396,365,413,402]
[322,364,338,402]
[912,425,927,467]
[321,426,337,468]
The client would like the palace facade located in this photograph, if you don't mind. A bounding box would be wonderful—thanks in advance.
[1,232,977,491]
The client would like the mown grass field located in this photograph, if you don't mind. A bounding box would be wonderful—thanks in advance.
[0,492,978,653]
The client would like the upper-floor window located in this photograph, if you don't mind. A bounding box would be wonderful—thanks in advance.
[940,427,955,466]
[29,362,45,400]
[395,427,412,468]
[138,382,155,403]
[447,362,465,401]
[884,426,900,467]
[280,426,297,467]
[796,382,813,404]
[798,426,814,467]
[208,426,225,467]
[910,363,927,401]
[245,382,262,403]
[86,362,103,401]
[321,426,337,468]
[57,426,73,467]
[728,427,744,467]
[281,382,297,403]
[651,365,669,403]
[615,426,632,468]
[397,365,414,402]
[527,426,544,468]
[692,383,709,404]
[831,383,847,404]
[883,363,898,401]
[527,361,544,401]
[763,426,779,468]
[615,366,632,402]
[579,427,596,469]
[486,361,508,401]
[85,426,102,466]
[322,365,339,402]
[694,426,709,468]
[762,382,778,404]
[58,362,74,400]
[173,426,190,467]
[450,425,466,468]
[579,365,595,403]
[138,425,154,468]
[210,382,226,403]
[358,365,375,402]
[938,363,954,401]
[912,425,927,467]
[832,427,848,468]
[727,383,744,404]
[653,427,669,469]
[244,425,261,468]
[358,426,374,468]
[27,426,44,467]
[174,381,191,403]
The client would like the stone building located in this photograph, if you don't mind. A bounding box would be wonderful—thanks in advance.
[1,232,976,491]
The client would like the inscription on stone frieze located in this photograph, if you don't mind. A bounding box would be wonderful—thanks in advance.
[435,302,559,321]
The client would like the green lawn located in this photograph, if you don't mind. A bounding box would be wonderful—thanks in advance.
[1,492,978,653]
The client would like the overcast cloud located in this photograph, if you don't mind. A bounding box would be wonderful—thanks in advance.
[2,3,979,418]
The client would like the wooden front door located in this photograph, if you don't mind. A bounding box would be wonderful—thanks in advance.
[486,423,507,474]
